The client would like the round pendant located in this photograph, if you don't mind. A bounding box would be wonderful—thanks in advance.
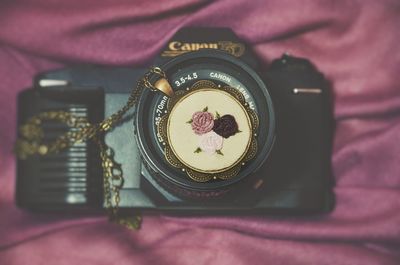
[158,80,258,182]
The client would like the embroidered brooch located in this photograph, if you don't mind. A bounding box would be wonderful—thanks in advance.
[157,80,259,182]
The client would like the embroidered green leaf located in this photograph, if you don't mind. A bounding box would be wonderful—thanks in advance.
[216,111,221,119]
[186,119,193,124]
[202,106,208,112]
[216,150,224,156]
[194,147,202,153]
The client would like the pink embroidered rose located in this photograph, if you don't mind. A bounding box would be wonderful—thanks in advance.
[191,111,214,135]
[199,131,223,154]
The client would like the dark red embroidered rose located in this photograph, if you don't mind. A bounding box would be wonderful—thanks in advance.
[213,114,239,138]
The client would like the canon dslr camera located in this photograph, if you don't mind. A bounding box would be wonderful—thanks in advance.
[16,28,334,216]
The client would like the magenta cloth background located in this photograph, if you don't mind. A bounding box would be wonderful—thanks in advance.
[1,0,400,264]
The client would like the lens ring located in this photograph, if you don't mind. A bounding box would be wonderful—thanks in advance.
[136,50,275,198]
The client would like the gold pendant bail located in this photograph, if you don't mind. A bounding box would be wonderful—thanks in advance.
[154,78,174,97]
[145,67,174,98]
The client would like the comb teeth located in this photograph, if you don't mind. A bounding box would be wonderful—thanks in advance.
[17,87,105,211]
[35,105,89,203]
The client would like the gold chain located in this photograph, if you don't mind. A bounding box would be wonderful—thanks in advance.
[15,67,167,230]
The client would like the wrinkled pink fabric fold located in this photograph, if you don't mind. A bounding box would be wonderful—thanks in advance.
[0,0,399,264]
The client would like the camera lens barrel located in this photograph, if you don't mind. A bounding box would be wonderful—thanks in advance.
[135,50,275,199]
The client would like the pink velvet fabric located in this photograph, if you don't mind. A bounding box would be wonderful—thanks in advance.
[1,0,399,264]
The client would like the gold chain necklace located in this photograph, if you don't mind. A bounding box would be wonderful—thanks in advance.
[15,67,170,230]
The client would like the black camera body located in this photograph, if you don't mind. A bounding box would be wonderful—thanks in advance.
[16,28,334,215]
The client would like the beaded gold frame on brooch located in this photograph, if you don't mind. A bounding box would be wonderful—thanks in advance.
[157,80,259,182]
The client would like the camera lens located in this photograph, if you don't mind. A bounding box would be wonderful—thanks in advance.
[135,50,275,199]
